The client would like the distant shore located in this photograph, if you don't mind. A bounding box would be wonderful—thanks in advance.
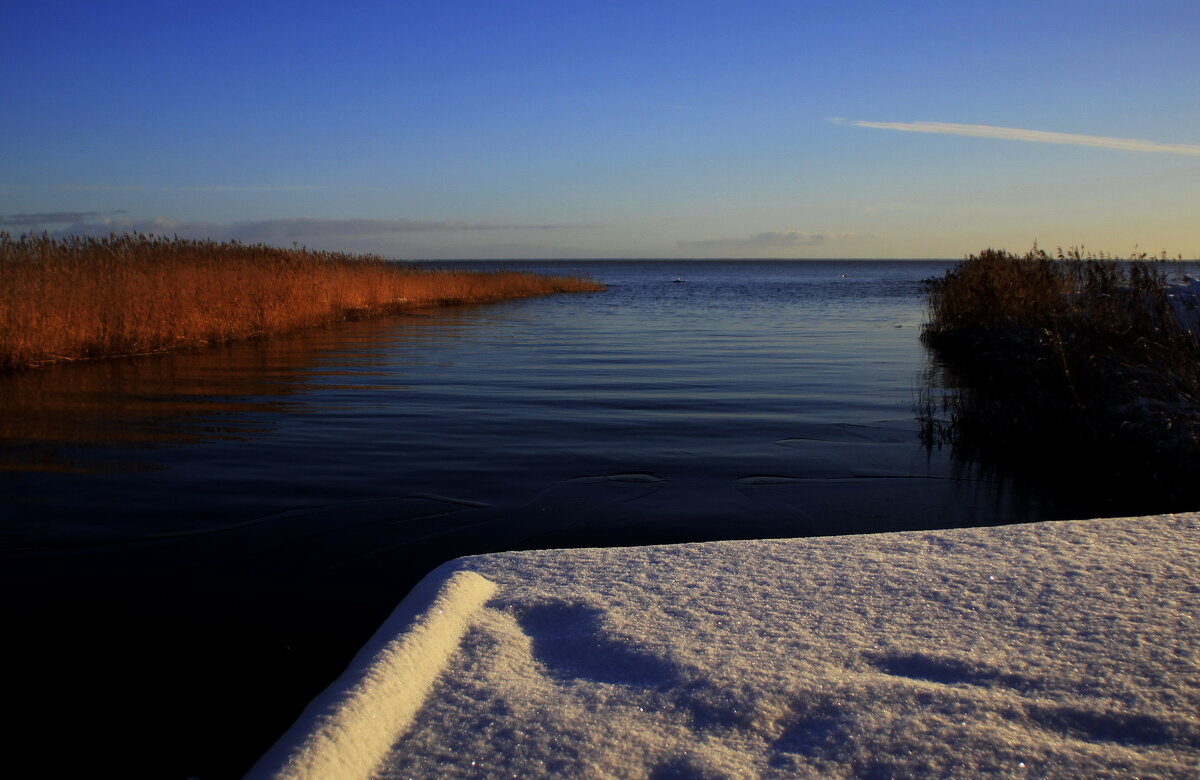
[0,233,604,371]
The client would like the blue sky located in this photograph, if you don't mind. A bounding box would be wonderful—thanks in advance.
[3,1,1197,258]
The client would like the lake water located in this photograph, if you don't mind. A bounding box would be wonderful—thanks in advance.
[0,259,1167,777]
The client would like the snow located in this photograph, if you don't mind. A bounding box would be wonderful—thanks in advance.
[250,514,1200,779]
[252,571,497,780]
[1166,276,1200,337]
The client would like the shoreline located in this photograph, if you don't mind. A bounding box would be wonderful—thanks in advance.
[0,233,604,372]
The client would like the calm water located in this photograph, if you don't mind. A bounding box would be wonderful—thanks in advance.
[0,259,1141,777]
[1,260,1020,543]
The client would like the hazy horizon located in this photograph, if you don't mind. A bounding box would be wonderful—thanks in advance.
[4,1,1197,260]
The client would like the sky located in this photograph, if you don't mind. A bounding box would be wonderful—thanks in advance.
[2,0,1198,259]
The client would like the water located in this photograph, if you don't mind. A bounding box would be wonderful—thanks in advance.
[0,259,1130,777]
[1,261,980,540]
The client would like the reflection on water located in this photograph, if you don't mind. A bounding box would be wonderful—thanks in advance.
[0,354,291,473]
[0,306,505,540]
[0,260,1100,778]
[917,352,1200,518]
[0,311,445,465]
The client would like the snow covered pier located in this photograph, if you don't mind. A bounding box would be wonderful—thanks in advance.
[252,513,1200,779]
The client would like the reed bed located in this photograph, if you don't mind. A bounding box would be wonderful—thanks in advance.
[0,233,603,370]
[921,246,1200,494]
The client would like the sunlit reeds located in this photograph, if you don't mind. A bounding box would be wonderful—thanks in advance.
[0,233,603,370]
[920,246,1200,492]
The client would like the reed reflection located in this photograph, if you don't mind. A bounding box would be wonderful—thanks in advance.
[916,354,1200,519]
[0,308,475,474]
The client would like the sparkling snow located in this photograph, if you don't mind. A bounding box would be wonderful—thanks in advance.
[252,513,1200,779]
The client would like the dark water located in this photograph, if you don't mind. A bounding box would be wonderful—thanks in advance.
[0,261,1001,537]
[0,259,1148,777]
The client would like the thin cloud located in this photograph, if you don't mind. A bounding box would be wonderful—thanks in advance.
[678,231,866,250]
[838,119,1200,157]
[59,184,144,192]
[34,216,596,243]
[35,217,220,238]
[174,185,322,192]
[0,210,109,227]
[224,218,592,241]
[58,184,320,192]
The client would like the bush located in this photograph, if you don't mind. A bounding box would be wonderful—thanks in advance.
[920,246,1200,497]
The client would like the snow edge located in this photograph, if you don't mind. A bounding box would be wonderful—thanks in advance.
[246,568,498,780]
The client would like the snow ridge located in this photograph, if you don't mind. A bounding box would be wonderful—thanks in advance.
[247,569,497,780]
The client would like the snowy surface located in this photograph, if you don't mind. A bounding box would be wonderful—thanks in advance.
[1167,276,1200,337]
[252,514,1200,779]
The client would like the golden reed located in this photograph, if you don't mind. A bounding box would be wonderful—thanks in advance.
[0,233,604,370]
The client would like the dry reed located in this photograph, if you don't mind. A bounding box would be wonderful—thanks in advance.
[0,233,604,370]
[920,246,1200,495]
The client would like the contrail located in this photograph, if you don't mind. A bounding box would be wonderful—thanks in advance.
[838,119,1200,157]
